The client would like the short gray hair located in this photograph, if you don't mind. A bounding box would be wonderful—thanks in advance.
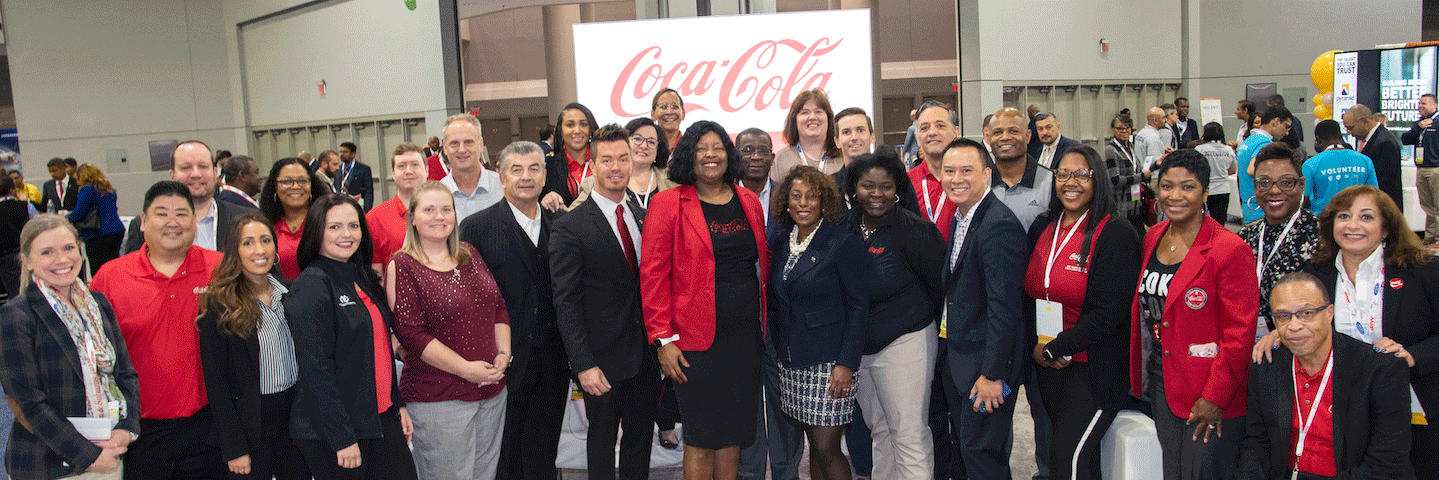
[443,113,483,138]
[497,141,544,171]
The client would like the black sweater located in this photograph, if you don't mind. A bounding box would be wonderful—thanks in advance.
[846,207,946,355]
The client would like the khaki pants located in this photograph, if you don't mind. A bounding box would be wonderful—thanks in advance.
[1419,167,1439,239]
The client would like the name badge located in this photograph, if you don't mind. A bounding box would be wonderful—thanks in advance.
[1036,299,1063,342]
[1255,316,1270,343]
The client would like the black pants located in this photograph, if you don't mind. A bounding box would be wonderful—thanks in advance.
[0,250,20,299]
[1205,194,1229,225]
[230,388,310,480]
[83,232,123,276]
[1413,423,1437,480]
[125,406,226,480]
[1037,364,1117,480]
[941,360,1015,480]
[295,406,417,480]
[929,347,961,480]
[654,380,680,431]
[1150,375,1241,480]
[498,338,571,480]
[581,354,660,480]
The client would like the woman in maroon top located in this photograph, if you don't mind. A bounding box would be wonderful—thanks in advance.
[1024,146,1142,480]
[386,181,511,480]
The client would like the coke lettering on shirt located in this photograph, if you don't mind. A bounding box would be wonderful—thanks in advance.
[575,9,874,140]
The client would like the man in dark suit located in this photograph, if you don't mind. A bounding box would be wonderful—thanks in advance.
[1174,97,1202,148]
[1028,113,1082,170]
[938,138,1028,479]
[461,140,570,480]
[123,141,258,253]
[40,157,78,213]
[335,141,374,210]
[1237,272,1413,480]
[550,124,659,480]
[1343,104,1406,212]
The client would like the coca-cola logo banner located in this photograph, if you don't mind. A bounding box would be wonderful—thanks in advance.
[573,9,873,143]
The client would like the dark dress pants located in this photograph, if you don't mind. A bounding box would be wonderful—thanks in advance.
[580,353,660,480]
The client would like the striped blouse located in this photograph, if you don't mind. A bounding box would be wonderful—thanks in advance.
[257,275,299,394]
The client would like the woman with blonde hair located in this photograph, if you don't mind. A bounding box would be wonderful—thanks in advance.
[66,164,124,272]
[387,180,511,480]
[0,214,141,479]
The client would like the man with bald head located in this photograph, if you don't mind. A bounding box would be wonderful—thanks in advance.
[1342,105,1403,213]
[986,108,1053,231]
[122,140,259,253]
[1133,107,1169,176]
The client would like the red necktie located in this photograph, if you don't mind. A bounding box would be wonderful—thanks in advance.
[616,204,638,275]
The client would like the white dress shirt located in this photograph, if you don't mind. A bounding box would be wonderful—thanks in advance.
[1333,246,1385,344]
[591,189,641,263]
[507,199,542,246]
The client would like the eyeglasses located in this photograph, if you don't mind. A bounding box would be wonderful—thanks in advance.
[1272,304,1330,325]
[740,146,774,157]
[655,103,682,112]
[277,178,311,187]
[1054,168,1094,182]
[1255,177,1300,192]
[630,135,658,148]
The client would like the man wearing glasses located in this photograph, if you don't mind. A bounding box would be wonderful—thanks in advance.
[735,128,778,226]
[1236,272,1413,480]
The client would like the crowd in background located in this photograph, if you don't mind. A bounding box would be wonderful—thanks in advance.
[1,86,1438,480]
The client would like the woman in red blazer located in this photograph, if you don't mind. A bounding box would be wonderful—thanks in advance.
[1129,150,1258,480]
[642,121,769,480]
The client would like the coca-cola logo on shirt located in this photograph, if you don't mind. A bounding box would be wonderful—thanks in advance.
[609,38,842,117]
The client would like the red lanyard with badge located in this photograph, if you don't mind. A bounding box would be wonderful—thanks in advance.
[1291,351,1333,479]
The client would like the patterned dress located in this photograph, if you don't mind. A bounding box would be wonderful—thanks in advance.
[1236,210,1320,330]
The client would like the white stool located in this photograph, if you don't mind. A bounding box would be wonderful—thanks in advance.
[1100,410,1163,480]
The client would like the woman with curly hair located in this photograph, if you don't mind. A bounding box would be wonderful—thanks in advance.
[257,158,327,279]
[767,165,870,480]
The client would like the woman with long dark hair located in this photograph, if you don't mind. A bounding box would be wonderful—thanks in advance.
[1026,145,1141,479]
[570,117,678,211]
[66,164,124,272]
[843,150,944,480]
[540,103,599,210]
[197,214,310,479]
[1195,122,1237,224]
[643,120,770,479]
[285,193,417,479]
[258,158,327,279]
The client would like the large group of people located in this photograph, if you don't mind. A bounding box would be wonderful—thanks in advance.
[1,85,1437,480]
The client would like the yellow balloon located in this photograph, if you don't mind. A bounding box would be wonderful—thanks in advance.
[1313,93,1326,109]
[1314,103,1332,120]
[1311,50,1339,92]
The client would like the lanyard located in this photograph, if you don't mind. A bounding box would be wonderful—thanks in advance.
[1112,139,1135,169]
[1256,208,1303,280]
[921,177,942,223]
[1291,352,1334,474]
[796,144,826,173]
[634,169,655,209]
[340,162,353,192]
[1340,263,1384,341]
[1044,211,1088,293]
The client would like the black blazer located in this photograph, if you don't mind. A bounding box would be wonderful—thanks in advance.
[0,285,141,479]
[40,176,78,213]
[767,222,872,370]
[334,161,374,211]
[197,278,294,463]
[1306,256,1439,416]
[1026,213,1143,410]
[1359,125,1404,209]
[123,198,260,254]
[944,194,1029,388]
[283,257,403,452]
[542,149,580,207]
[461,200,566,388]
[549,196,651,381]
[1236,333,1414,479]
[1174,118,1201,148]
[1030,136,1082,169]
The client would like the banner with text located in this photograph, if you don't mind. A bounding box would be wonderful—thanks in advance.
[1379,46,1436,129]
[1332,51,1359,120]
[573,9,874,144]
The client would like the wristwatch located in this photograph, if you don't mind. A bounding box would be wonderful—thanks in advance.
[1041,346,1058,363]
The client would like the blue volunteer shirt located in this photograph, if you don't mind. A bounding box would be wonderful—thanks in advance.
[1304,148,1378,214]
[1235,129,1273,223]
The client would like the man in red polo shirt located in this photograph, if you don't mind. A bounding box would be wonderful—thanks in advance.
[92,181,224,479]
[1237,272,1413,479]
[368,142,428,276]
[907,101,960,242]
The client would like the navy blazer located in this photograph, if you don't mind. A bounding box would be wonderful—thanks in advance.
[334,160,375,210]
[944,194,1028,389]
[1306,256,1439,417]
[1236,333,1414,479]
[767,221,871,370]
[284,257,403,452]
[0,285,141,479]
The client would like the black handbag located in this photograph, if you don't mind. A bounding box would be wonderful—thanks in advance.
[73,209,100,230]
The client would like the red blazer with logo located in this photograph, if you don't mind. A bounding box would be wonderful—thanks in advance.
[1130,215,1258,418]
[642,185,769,351]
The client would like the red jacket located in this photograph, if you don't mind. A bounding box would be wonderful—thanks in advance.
[1130,216,1258,419]
[642,185,769,351]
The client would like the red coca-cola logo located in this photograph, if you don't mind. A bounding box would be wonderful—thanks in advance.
[610,38,844,117]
